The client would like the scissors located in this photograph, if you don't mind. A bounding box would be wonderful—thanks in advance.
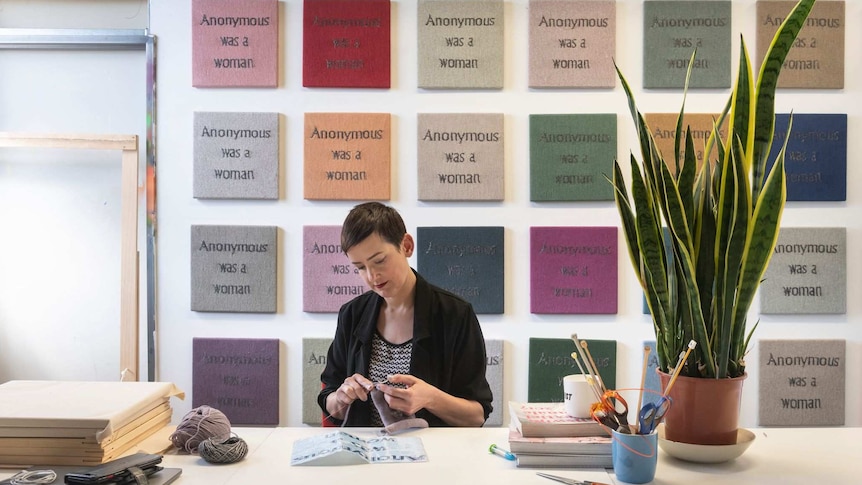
[638,395,672,434]
[589,390,632,434]
[536,472,611,485]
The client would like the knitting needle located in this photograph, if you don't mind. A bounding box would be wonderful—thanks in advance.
[571,350,618,432]
[636,345,650,432]
[580,341,606,394]
[582,340,633,433]
[664,340,697,396]
[572,335,601,389]
[571,351,604,402]
[571,351,602,401]
[571,334,604,397]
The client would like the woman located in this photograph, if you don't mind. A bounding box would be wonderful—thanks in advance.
[318,202,493,427]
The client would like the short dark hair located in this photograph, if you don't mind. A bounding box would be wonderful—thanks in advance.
[341,202,406,253]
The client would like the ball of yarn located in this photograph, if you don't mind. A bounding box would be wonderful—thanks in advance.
[198,435,249,464]
[169,405,232,453]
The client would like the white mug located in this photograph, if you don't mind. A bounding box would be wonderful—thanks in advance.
[563,374,594,418]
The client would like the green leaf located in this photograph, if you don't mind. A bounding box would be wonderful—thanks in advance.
[630,159,671,321]
[611,159,642,281]
[753,0,816,193]
[673,242,714,377]
[703,97,732,171]
[717,140,751,378]
[616,62,654,170]
[673,50,698,176]
[658,152,693,257]
[693,160,716,338]
[679,129,697,235]
[727,38,754,175]
[732,117,792,363]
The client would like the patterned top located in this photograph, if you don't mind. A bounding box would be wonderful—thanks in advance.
[367,331,412,426]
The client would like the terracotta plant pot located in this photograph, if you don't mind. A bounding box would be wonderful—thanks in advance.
[657,371,746,446]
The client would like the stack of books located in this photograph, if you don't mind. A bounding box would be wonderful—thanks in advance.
[508,401,612,468]
[0,381,184,466]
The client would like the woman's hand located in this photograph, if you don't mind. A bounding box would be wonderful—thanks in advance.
[376,374,486,427]
[327,373,374,420]
[375,374,436,416]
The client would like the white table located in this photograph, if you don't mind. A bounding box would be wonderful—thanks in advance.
[2,427,859,484]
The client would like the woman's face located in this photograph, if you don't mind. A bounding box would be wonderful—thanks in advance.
[346,231,415,300]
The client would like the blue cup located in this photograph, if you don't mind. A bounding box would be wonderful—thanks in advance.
[611,429,658,484]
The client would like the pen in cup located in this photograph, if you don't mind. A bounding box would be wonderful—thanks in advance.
[488,444,516,461]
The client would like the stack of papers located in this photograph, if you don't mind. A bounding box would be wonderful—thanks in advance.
[508,401,612,468]
[0,381,184,466]
[508,401,604,438]
[507,428,613,468]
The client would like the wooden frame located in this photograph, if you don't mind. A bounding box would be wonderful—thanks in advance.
[0,132,140,381]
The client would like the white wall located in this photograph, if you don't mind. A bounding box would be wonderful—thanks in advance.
[0,48,148,381]
[0,0,148,29]
[7,0,856,427]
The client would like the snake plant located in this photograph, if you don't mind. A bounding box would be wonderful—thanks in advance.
[611,0,815,379]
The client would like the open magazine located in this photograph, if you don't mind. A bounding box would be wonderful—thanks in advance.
[291,431,428,466]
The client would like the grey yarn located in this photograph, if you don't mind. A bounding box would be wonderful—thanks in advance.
[197,435,249,464]
[169,405,232,453]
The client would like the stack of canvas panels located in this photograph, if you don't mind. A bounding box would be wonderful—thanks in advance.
[0,381,183,466]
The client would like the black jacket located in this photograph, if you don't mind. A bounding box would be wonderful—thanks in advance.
[318,271,493,426]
